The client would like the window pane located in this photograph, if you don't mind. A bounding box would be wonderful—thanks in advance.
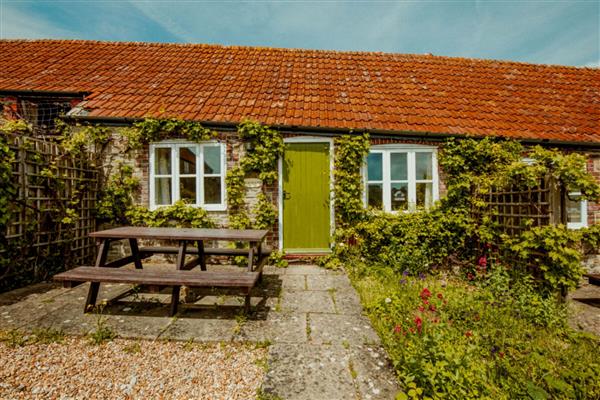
[180,177,196,203]
[154,178,171,205]
[367,184,383,209]
[391,182,408,211]
[204,146,221,174]
[154,148,171,175]
[390,153,407,181]
[567,199,582,223]
[179,147,197,174]
[204,177,222,204]
[416,182,433,208]
[416,153,433,180]
[367,153,382,181]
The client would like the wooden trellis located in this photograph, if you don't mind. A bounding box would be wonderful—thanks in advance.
[474,176,566,236]
[1,135,98,291]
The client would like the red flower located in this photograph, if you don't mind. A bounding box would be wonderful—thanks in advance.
[478,255,487,267]
[467,273,475,281]
[409,327,415,334]
[414,316,423,333]
[429,304,436,312]
[394,325,402,334]
[423,299,429,305]
[418,306,425,312]
[437,293,443,299]
[420,288,432,300]
[465,330,473,338]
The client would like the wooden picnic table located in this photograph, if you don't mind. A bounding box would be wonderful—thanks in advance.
[55,226,271,316]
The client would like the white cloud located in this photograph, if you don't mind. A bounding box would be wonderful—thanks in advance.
[0,3,75,39]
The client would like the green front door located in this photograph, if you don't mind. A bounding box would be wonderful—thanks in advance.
[282,142,331,252]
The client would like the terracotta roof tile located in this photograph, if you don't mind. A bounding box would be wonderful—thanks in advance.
[0,39,598,143]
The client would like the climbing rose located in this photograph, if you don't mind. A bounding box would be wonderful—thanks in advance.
[420,288,432,300]
[429,304,436,312]
[418,306,425,312]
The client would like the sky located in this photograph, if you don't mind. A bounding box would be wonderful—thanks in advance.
[0,0,598,67]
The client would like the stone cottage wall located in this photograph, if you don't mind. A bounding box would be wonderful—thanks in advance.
[95,128,599,256]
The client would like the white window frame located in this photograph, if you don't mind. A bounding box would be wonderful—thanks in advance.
[363,144,439,212]
[566,192,588,229]
[149,140,226,211]
[523,158,588,229]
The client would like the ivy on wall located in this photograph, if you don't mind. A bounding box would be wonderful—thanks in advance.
[225,119,286,266]
[332,133,370,228]
[124,117,216,150]
[323,136,599,297]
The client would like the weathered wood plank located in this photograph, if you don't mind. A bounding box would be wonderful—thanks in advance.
[90,227,268,242]
[54,266,259,287]
[139,246,272,256]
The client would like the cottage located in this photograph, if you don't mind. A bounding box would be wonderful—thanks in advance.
[0,39,598,253]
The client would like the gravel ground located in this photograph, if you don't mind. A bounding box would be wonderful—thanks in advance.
[0,336,267,399]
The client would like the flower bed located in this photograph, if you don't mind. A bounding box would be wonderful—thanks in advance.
[349,262,600,399]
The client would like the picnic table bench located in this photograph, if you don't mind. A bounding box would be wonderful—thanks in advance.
[584,274,600,286]
[54,227,271,316]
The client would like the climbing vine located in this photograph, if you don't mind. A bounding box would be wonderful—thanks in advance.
[95,164,140,224]
[224,120,285,266]
[333,133,370,227]
[123,117,216,150]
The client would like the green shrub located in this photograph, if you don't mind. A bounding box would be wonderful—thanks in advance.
[126,200,215,228]
[501,225,584,296]
[330,206,473,275]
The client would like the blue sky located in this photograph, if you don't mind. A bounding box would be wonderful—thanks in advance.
[0,1,598,67]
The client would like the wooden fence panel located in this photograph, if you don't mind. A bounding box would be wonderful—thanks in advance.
[0,135,98,291]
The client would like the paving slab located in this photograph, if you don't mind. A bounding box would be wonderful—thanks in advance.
[333,287,365,315]
[285,264,331,275]
[350,345,401,400]
[306,274,353,291]
[309,313,381,345]
[280,289,336,313]
[261,343,357,400]
[281,274,307,291]
[235,312,308,343]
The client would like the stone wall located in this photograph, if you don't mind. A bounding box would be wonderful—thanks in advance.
[99,128,599,255]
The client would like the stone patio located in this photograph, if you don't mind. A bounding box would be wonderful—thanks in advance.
[0,263,399,399]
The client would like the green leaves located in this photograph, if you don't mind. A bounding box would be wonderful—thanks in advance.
[502,225,584,296]
[96,164,140,224]
[129,117,216,149]
[126,200,215,228]
[333,133,370,227]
